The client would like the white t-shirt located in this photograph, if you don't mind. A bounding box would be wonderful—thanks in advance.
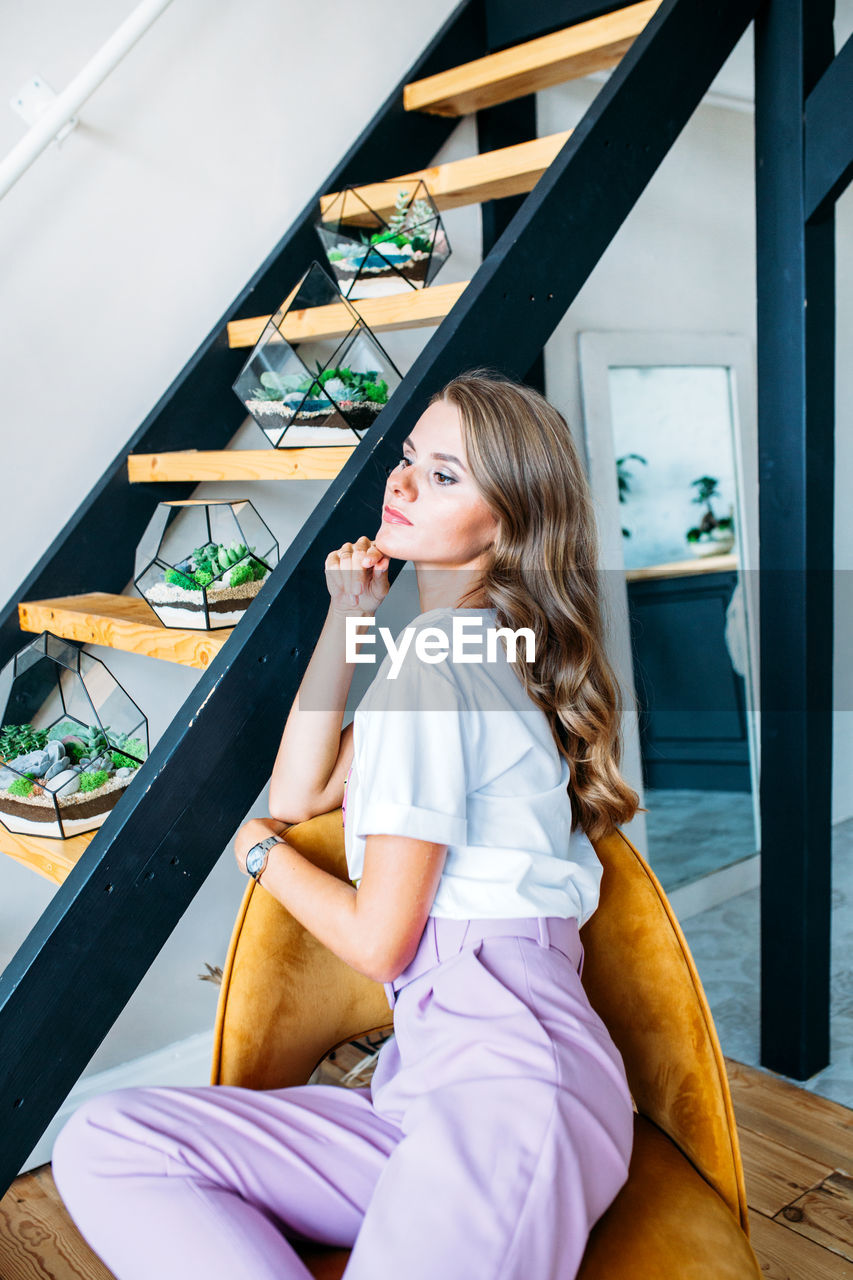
[343,606,603,924]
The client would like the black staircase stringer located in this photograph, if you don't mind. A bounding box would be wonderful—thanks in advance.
[0,0,485,671]
[0,0,758,1193]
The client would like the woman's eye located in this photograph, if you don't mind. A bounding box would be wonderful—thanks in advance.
[435,471,456,485]
[385,456,412,475]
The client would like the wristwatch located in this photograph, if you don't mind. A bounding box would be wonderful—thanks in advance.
[245,834,285,882]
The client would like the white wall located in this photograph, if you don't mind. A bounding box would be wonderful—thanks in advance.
[1,2,852,1165]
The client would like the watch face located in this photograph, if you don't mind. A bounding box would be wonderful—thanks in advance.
[246,843,267,877]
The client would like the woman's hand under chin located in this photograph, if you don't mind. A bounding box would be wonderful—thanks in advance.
[325,535,391,618]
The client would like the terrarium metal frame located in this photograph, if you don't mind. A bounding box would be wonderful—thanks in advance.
[133,499,280,631]
[315,179,451,300]
[0,631,149,840]
[233,261,403,449]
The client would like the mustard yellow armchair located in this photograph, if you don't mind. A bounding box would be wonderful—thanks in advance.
[212,810,761,1279]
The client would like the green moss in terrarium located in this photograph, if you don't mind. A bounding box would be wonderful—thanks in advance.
[249,558,268,581]
[165,568,198,590]
[7,776,35,797]
[226,562,253,588]
[110,734,146,768]
[362,379,388,404]
[79,770,109,793]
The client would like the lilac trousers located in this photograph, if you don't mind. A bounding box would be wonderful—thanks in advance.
[52,915,634,1280]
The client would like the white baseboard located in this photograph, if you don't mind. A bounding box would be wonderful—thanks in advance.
[668,853,761,922]
[20,1028,215,1177]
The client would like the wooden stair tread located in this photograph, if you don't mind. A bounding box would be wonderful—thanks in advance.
[403,0,661,117]
[320,130,572,222]
[0,828,94,886]
[127,447,355,483]
[18,593,232,669]
[227,278,467,349]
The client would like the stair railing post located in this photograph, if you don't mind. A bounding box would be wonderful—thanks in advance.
[754,0,836,1078]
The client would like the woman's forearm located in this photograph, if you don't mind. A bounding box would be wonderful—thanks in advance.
[255,837,377,978]
[268,604,362,820]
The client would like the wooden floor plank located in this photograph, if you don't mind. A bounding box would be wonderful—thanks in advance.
[127,446,355,483]
[226,278,467,350]
[403,1,661,116]
[0,828,93,885]
[774,1171,853,1263]
[748,1207,853,1280]
[18,593,232,669]
[726,1057,853,1174]
[319,131,572,222]
[0,1167,112,1280]
[737,1123,832,1217]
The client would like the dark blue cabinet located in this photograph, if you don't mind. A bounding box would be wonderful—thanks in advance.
[626,569,751,791]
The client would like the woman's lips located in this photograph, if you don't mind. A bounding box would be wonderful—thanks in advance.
[383,505,413,526]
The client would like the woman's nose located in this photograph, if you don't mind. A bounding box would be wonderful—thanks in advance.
[386,465,415,499]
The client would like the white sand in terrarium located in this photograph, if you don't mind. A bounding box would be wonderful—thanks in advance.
[0,809,116,838]
[0,771,137,836]
[246,400,336,422]
[143,575,267,629]
[263,424,361,447]
[144,577,265,608]
[347,279,418,299]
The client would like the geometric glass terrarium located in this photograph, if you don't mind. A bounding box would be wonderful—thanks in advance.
[0,631,149,839]
[233,261,402,449]
[315,180,450,300]
[134,499,279,630]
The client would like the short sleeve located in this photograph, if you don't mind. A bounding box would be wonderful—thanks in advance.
[353,651,470,848]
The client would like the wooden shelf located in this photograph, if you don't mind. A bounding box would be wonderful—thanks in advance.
[227,278,467,350]
[127,446,355,483]
[403,0,661,116]
[18,593,232,669]
[320,131,572,223]
[0,828,95,885]
[625,553,738,582]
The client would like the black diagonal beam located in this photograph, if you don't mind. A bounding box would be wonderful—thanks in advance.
[0,0,484,671]
[805,31,853,220]
[484,0,634,52]
[755,0,836,1079]
[476,95,546,391]
[0,0,757,1192]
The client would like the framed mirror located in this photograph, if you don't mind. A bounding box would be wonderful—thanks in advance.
[579,332,760,912]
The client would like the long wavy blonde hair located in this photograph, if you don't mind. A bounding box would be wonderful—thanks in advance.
[432,370,641,842]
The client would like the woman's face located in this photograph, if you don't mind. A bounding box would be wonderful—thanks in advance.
[375,398,499,572]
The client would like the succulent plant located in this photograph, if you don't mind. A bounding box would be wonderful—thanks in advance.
[77,725,111,757]
[0,723,49,761]
[364,190,436,250]
[251,370,313,402]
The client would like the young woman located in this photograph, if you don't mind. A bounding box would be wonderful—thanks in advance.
[53,370,640,1280]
